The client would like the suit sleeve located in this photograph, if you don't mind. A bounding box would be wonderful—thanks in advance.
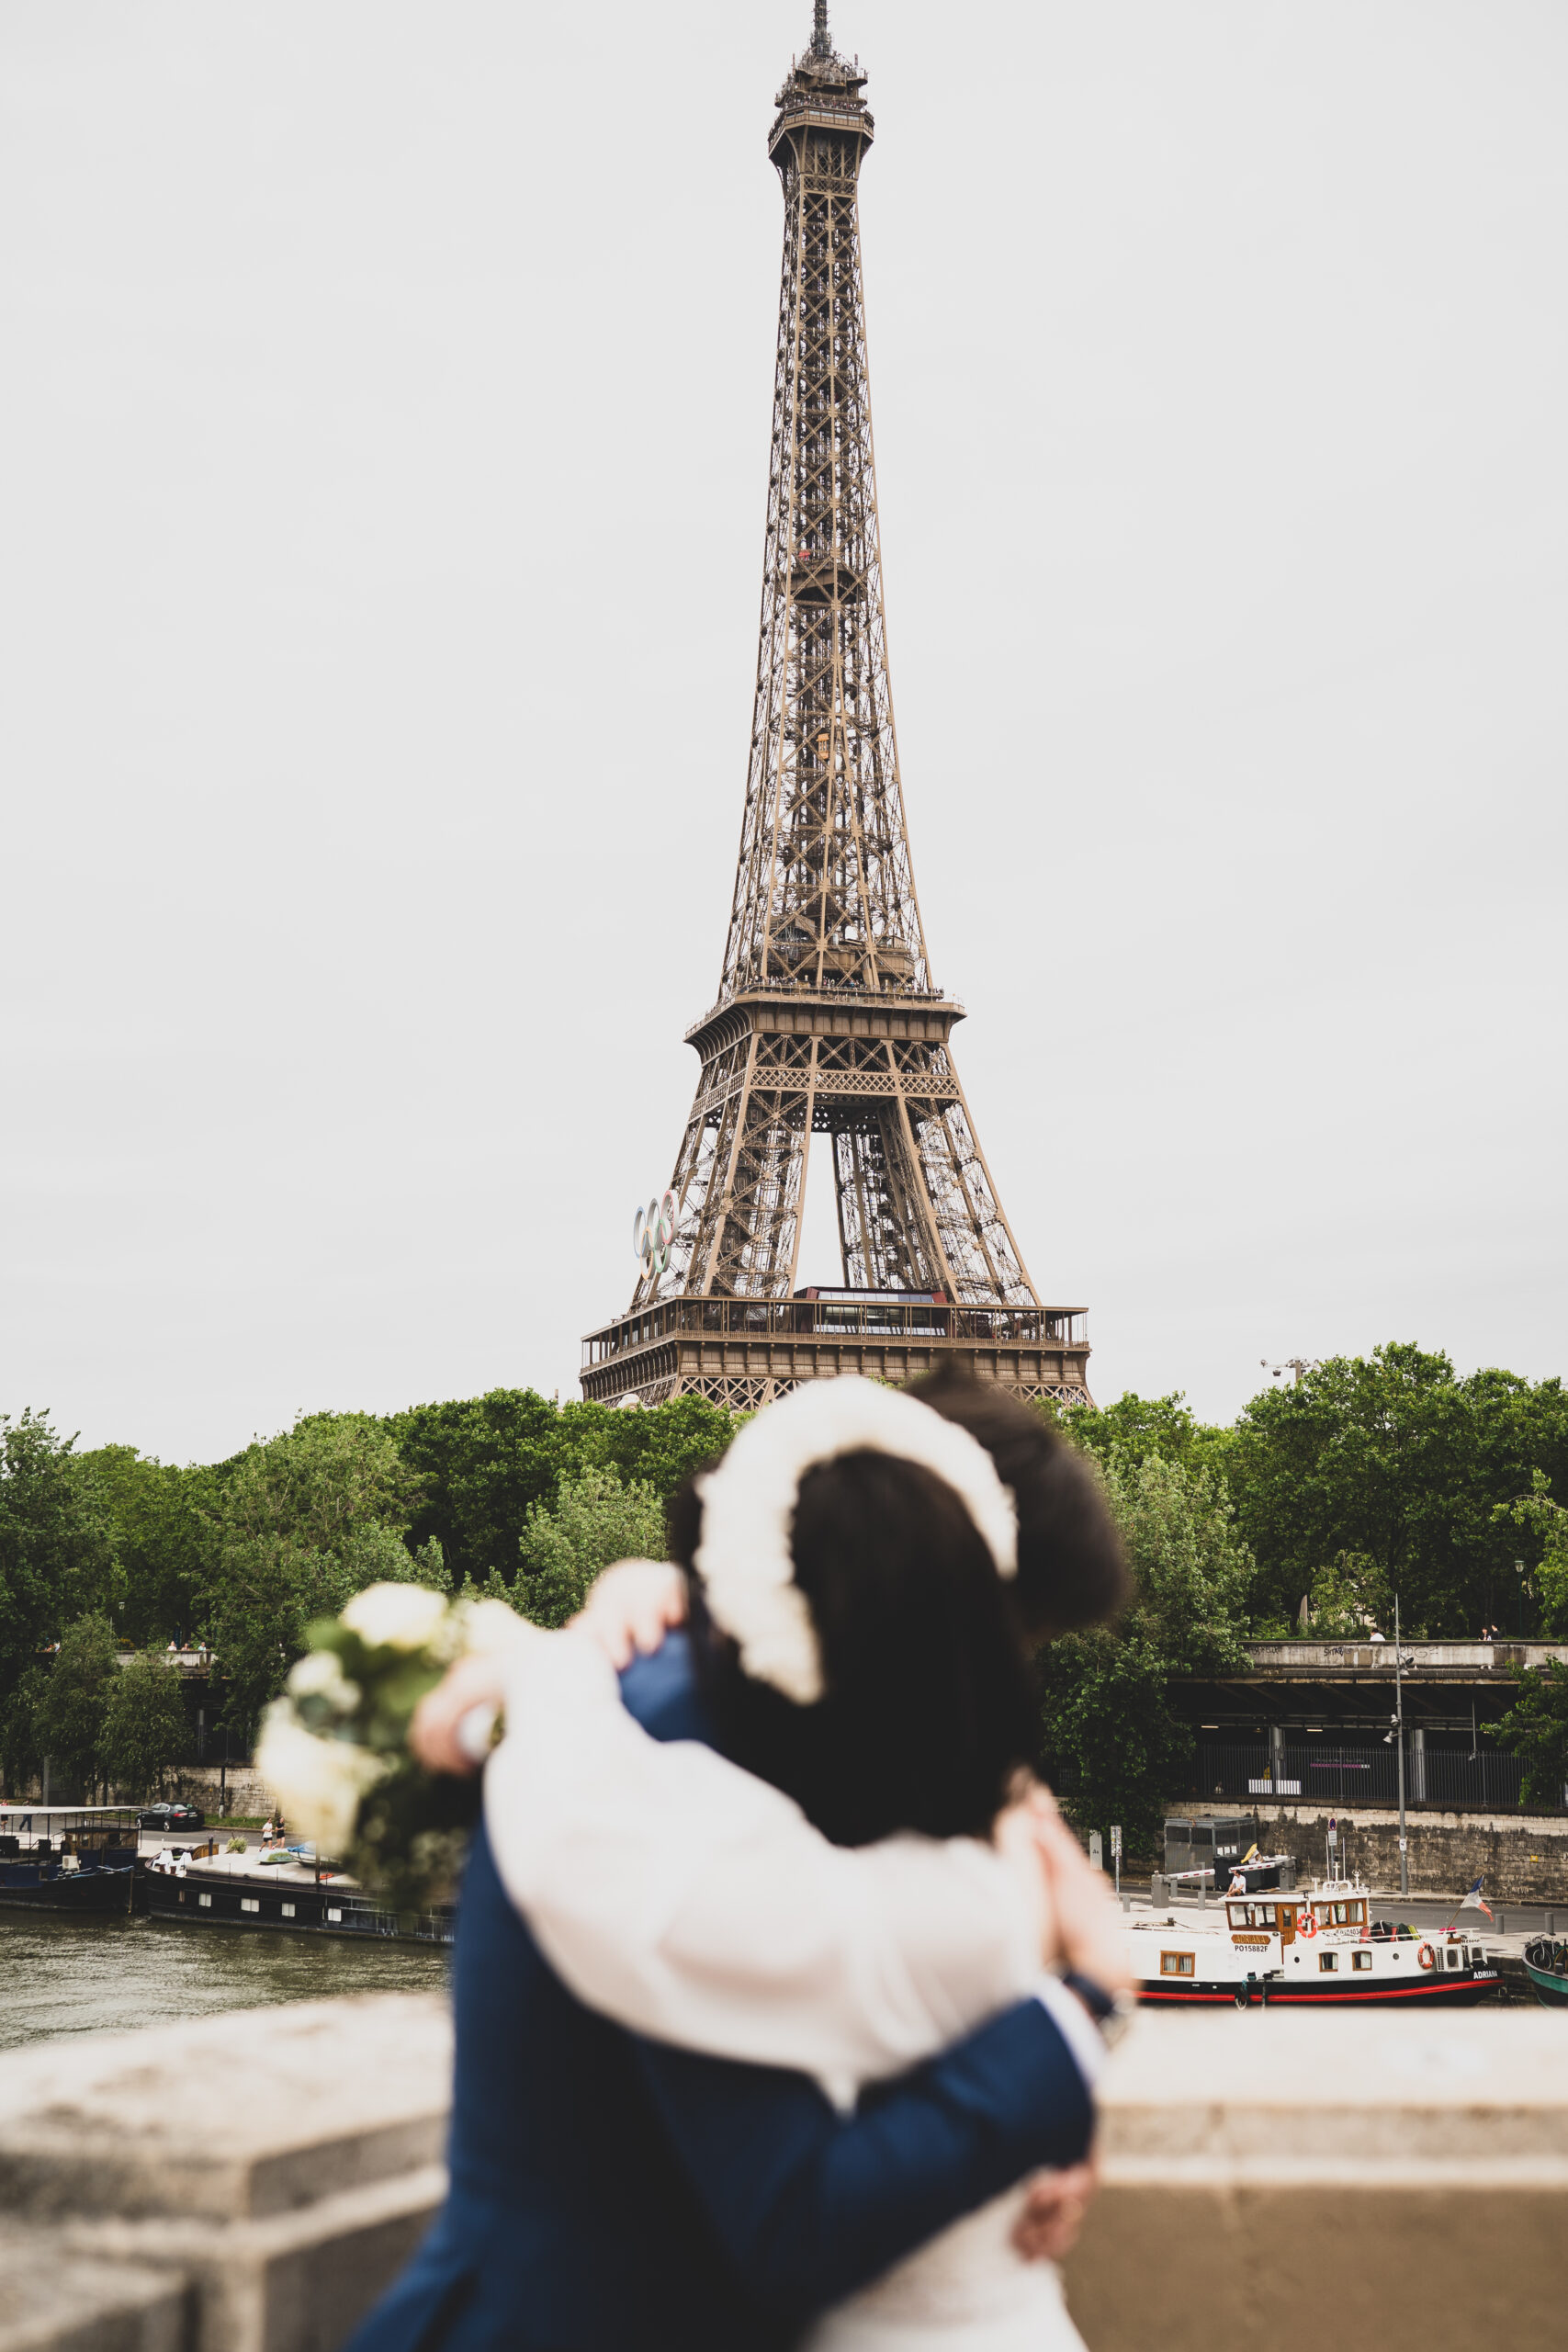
[631,1992,1094,2320]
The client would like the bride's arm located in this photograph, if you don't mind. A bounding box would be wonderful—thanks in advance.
[477,1616,1049,2102]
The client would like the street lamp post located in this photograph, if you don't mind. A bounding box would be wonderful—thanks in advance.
[1393,1595,1409,1899]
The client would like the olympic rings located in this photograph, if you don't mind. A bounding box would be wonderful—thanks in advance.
[633,1191,676,1278]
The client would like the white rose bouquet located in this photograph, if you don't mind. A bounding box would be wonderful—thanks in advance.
[255,1584,522,1917]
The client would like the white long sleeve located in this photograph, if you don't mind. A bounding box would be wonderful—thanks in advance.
[482,1625,1046,2109]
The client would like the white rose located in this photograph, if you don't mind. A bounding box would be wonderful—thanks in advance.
[340,1581,450,1654]
[287,1650,361,1711]
[255,1702,388,1857]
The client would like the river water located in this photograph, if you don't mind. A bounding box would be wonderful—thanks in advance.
[0,1912,449,2051]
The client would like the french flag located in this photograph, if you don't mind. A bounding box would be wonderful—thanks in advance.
[1460,1876,1495,1919]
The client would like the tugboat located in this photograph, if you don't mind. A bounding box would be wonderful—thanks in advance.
[0,1805,139,1911]
[1522,1938,1568,2009]
[1122,1873,1502,2007]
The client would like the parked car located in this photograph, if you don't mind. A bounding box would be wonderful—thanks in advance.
[135,1801,205,1831]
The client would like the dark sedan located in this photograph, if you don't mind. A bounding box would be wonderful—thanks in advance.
[135,1800,205,1831]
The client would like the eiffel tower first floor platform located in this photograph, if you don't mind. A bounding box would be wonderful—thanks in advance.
[580,1292,1093,1415]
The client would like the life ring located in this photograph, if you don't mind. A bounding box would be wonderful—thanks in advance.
[1417,1943,1436,1971]
[1297,1908,1317,1939]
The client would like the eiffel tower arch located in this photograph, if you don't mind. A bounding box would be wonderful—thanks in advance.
[581,5,1092,1414]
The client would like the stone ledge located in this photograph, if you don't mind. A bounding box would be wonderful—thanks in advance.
[1062,2010,1568,2346]
[56,2167,447,2352]
[1066,2177,1568,2346]
[7,1996,1568,2352]
[0,1995,450,2222]
[0,2240,186,2352]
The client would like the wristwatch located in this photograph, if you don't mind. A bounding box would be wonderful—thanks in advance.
[1063,1968,1134,2048]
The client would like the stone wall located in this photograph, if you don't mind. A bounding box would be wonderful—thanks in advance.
[168,1764,274,1816]
[5,1994,1568,2352]
[1,1765,275,1815]
[1240,1799,1568,1902]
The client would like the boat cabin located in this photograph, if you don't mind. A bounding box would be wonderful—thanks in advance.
[0,1804,139,1862]
[1224,1889,1371,1944]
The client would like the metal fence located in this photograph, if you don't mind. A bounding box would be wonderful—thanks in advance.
[1179,1742,1550,1811]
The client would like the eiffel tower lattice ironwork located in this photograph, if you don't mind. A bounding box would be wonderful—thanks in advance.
[581,6,1092,1413]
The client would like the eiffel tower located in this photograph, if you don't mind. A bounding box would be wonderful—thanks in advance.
[582,3,1092,1413]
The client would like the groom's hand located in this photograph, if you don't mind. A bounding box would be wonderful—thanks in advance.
[1011,2157,1098,2261]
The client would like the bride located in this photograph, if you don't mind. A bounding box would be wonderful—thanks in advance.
[415,1372,1132,2351]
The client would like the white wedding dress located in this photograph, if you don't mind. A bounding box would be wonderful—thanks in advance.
[807,2188,1080,2350]
[483,1623,1096,2352]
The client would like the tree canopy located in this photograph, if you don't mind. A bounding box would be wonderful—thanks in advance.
[0,1411,119,1713]
[5,1347,1565,1805]
[100,1649,188,1798]
[1039,1449,1257,1850]
[1066,1350,1568,1640]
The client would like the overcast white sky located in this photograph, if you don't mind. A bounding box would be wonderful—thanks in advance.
[3,0,1564,1465]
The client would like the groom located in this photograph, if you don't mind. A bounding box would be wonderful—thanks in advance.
[353,1377,1128,2352]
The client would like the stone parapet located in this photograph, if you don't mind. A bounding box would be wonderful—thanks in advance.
[0,1996,449,2352]
[1066,2008,1568,2345]
[6,1995,1567,2352]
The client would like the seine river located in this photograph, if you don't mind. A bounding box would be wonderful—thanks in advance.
[0,1912,448,2050]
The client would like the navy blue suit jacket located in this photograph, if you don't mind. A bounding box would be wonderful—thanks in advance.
[346,1634,1092,2352]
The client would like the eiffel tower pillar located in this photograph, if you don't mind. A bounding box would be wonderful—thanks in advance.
[581,7,1092,1414]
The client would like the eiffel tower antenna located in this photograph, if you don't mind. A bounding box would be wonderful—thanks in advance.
[582,18,1092,1413]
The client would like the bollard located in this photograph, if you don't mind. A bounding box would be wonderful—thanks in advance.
[1549,1910,1556,1936]
[1496,1909,1506,1936]
[1122,1890,1131,1913]
[1150,1871,1165,1907]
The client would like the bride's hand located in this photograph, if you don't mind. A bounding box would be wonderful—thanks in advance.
[1011,2156,1099,2262]
[1025,1794,1134,1996]
[410,1654,509,1777]
[570,1559,688,1669]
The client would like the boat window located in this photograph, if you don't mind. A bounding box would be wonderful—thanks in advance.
[1160,1951,1196,1977]
[1351,1901,1366,1922]
[198,1893,211,1908]
[1319,1951,1337,1972]
[1352,1951,1372,1971]
[1333,1902,1348,1924]
[1446,1948,1461,1969]
[241,1897,260,1915]
[281,1903,296,1918]
[1313,1905,1331,1926]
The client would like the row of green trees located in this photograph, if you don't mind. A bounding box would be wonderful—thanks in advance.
[0,1394,725,1793]
[3,1346,1565,1827]
[4,1614,188,1801]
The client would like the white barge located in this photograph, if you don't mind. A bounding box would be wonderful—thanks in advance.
[1122,1875,1501,2007]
